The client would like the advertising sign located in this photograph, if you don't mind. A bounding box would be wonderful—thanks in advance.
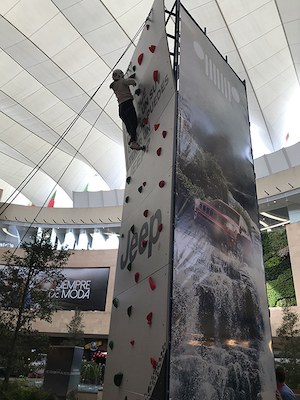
[43,346,83,397]
[0,265,110,312]
[169,6,276,399]
[48,267,109,311]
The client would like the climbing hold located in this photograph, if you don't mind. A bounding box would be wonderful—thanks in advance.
[138,53,144,65]
[125,196,129,203]
[146,312,153,325]
[126,176,131,184]
[109,340,114,350]
[143,209,148,217]
[153,70,159,82]
[159,180,165,188]
[135,88,141,96]
[133,65,136,71]
[162,130,167,138]
[143,117,148,125]
[143,181,146,186]
[131,225,135,233]
[150,358,157,369]
[142,240,147,248]
[113,298,118,308]
[130,73,136,79]
[149,277,156,290]
[138,185,143,193]
[114,372,123,387]
[127,262,132,271]
[149,45,156,53]
[130,340,135,345]
[146,24,150,30]
[127,306,132,317]
[154,123,160,131]
[134,272,140,283]
[158,223,163,232]
[156,147,162,156]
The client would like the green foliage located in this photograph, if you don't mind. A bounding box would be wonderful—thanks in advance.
[177,146,229,203]
[0,380,48,400]
[261,229,288,262]
[61,309,85,347]
[262,228,296,307]
[0,325,49,377]
[266,269,296,307]
[264,255,291,281]
[81,361,103,385]
[176,168,205,203]
[0,231,71,386]
[276,306,300,389]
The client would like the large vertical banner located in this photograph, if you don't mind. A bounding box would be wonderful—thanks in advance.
[170,7,276,399]
[103,0,175,399]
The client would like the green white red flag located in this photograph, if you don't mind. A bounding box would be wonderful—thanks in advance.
[47,191,56,207]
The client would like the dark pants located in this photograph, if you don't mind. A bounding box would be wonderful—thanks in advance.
[119,100,138,142]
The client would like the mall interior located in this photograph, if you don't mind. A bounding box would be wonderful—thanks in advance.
[0,0,300,382]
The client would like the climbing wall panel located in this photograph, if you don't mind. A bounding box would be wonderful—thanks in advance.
[169,6,277,400]
[103,0,175,399]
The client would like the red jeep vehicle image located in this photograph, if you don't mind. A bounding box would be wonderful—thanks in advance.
[194,199,252,260]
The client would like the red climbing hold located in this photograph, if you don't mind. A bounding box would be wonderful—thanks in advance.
[149,45,156,53]
[150,358,157,368]
[153,70,159,82]
[130,340,135,345]
[149,277,156,290]
[154,124,160,131]
[143,117,148,125]
[159,180,165,188]
[158,223,163,232]
[135,272,140,283]
[138,53,144,65]
[156,147,162,156]
[146,24,150,30]
[143,181,146,186]
[162,130,167,138]
[143,209,148,217]
[142,240,147,248]
[147,312,153,325]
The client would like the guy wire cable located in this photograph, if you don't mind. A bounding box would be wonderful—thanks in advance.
[15,89,115,249]
[0,18,146,217]
[7,18,148,248]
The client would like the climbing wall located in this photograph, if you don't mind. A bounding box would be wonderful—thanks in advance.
[169,6,276,399]
[102,0,175,399]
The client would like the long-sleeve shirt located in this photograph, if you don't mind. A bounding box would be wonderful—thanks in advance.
[110,78,136,105]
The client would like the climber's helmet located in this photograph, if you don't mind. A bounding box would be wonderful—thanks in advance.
[112,69,124,81]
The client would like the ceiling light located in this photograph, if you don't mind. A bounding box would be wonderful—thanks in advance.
[2,228,19,238]
[260,212,288,222]
[260,220,290,231]
[259,220,269,227]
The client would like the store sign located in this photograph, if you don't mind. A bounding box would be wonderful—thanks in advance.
[49,268,110,311]
[0,265,110,312]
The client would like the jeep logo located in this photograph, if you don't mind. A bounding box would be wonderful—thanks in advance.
[120,209,162,269]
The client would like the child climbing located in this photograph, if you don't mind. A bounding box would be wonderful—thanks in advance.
[110,69,143,150]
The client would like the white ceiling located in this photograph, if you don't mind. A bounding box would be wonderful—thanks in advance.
[0,0,299,206]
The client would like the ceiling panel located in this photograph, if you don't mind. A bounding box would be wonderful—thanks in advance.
[0,0,299,207]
